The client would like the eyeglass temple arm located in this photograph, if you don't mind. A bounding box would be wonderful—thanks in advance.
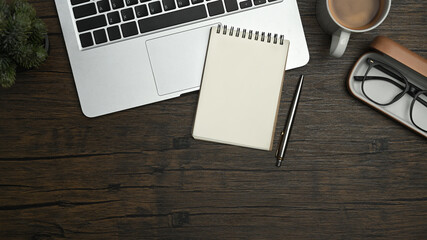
[369,62,425,93]
[415,91,427,108]
[353,76,405,89]
[354,58,406,84]
[374,64,403,81]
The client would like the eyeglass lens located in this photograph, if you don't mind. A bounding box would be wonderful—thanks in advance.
[410,91,427,132]
[362,61,407,106]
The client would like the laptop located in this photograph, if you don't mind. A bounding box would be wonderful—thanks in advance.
[55,0,309,117]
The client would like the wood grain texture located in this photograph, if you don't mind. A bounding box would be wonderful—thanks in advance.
[0,0,426,239]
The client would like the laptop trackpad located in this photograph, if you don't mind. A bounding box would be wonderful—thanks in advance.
[146,25,213,96]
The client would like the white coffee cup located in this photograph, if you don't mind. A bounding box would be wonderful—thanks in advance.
[316,0,391,58]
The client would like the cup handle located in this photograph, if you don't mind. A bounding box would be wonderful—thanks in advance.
[330,30,350,58]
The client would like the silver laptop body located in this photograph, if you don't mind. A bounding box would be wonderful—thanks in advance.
[55,0,309,117]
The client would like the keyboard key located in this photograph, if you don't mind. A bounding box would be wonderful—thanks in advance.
[253,0,266,5]
[140,0,151,2]
[97,0,111,13]
[76,15,107,32]
[162,0,176,11]
[207,0,224,16]
[121,21,139,37]
[79,32,94,48]
[125,0,139,5]
[176,0,190,7]
[93,29,108,44]
[191,0,203,3]
[224,0,238,12]
[107,26,122,40]
[107,11,121,24]
[71,0,90,5]
[138,5,207,33]
[135,5,149,17]
[239,0,252,8]
[121,8,135,21]
[148,1,162,14]
[73,3,97,19]
[111,0,125,9]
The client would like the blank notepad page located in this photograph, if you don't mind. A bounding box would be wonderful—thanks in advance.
[192,26,290,150]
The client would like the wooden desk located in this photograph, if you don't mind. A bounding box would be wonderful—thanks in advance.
[1,1,426,239]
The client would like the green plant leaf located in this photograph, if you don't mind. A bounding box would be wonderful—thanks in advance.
[11,0,36,19]
[13,43,47,69]
[0,0,48,88]
[0,55,16,88]
[0,0,9,33]
[30,18,47,43]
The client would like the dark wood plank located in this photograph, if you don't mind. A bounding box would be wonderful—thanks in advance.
[0,0,426,239]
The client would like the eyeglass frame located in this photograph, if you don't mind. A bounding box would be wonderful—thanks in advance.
[353,57,427,133]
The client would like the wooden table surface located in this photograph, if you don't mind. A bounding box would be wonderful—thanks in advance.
[1,0,426,239]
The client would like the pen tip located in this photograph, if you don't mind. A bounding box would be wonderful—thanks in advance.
[276,160,282,167]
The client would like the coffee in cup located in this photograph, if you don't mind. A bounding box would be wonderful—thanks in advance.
[329,0,385,30]
[317,0,391,57]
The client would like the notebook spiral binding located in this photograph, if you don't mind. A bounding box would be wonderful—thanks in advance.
[216,24,285,45]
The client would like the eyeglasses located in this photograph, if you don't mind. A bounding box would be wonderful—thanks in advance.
[354,58,427,133]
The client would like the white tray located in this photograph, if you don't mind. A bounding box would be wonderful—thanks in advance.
[347,52,427,138]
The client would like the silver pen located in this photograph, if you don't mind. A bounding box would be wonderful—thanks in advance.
[276,75,304,167]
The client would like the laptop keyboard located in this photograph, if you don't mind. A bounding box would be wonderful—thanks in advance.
[71,0,282,49]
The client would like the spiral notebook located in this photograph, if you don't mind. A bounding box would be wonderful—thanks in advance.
[192,25,290,151]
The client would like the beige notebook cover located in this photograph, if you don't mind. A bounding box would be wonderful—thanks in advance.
[192,26,290,151]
